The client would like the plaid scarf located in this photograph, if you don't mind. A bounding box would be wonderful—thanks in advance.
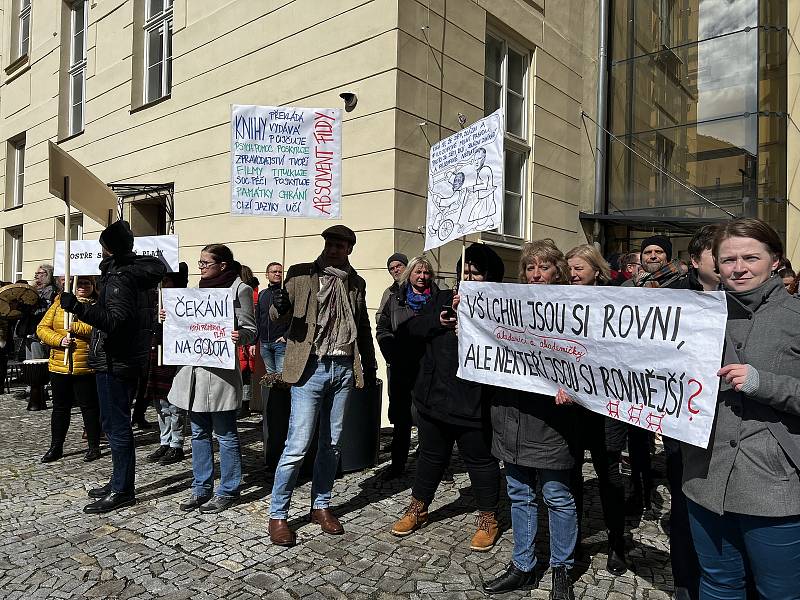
[636,259,686,288]
[313,259,357,356]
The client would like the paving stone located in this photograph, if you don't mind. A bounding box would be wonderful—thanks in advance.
[0,393,677,598]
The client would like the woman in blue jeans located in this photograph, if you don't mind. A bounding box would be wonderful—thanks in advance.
[682,218,800,599]
[166,244,257,514]
[483,240,578,600]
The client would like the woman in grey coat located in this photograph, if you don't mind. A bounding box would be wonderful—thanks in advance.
[682,218,800,599]
[167,244,257,514]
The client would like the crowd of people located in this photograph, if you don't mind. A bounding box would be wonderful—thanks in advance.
[7,217,799,600]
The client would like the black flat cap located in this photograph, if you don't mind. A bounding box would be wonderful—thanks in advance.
[321,225,357,246]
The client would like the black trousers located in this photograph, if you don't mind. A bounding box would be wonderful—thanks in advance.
[387,367,413,470]
[49,372,101,448]
[570,420,626,541]
[627,426,654,500]
[665,440,700,598]
[412,409,500,512]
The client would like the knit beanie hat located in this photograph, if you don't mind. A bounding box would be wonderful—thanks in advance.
[456,243,505,282]
[640,235,672,261]
[99,220,134,255]
[386,253,408,270]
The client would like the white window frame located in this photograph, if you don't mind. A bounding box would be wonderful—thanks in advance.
[9,228,24,282]
[143,0,173,104]
[483,30,530,242]
[18,0,32,58]
[68,0,88,135]
[12,139,25,208]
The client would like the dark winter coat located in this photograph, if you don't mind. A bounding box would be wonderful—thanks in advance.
[406,287,493,428]
[257,283,289,343]
[78,253,165,380]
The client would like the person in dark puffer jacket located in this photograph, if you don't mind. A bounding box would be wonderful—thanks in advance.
[61,220,165,514]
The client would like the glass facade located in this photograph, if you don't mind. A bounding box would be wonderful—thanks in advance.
[606,0,787,240]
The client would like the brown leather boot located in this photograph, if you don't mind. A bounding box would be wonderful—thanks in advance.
[391,497,428,536]
[470,511,499,551]
[268,518,296,547]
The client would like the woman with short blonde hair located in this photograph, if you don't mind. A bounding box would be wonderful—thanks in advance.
[518,239,569,284]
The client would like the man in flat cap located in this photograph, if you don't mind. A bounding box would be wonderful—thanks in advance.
[376,252,408,322]
[266,224,377,546]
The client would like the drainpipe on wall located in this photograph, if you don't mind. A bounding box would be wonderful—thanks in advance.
[593,0,610,243]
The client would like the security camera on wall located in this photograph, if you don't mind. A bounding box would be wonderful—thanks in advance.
[339,92,358,112]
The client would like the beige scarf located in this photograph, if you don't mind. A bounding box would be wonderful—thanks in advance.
[314,260,357,356]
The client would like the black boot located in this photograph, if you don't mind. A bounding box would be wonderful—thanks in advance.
[87,482,112,498]
[550,566,574,600]
[83,447,101,462]
[83,491,136,514]
[605,531,627,576]
[28,387,45,411]
[483,563,536,594]
[41,445,64,463]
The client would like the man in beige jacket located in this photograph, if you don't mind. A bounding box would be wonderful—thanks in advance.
[267,225,377,546]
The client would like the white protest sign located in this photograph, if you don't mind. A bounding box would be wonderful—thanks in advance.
[162,288,236,369]
[54,235,180,276]
[231,104,342,218]
[425,109,504,251]
[456,282,728,448]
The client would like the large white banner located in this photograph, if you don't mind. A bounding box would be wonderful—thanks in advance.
[456,282,728,448]
[231,104,342,218]
[54,235,180,276]
[425,109,504,251]
[162,288,236,369]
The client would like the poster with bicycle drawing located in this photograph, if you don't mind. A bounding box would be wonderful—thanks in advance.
[424,109,504,251]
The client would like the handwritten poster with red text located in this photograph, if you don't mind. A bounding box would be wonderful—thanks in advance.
[162,288,236,369]
[456,282,728,448]
[231,104,342,218]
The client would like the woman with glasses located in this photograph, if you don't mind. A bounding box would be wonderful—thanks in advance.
[166,245,257,514]
[17,264,59,410]
[36,276,102,463]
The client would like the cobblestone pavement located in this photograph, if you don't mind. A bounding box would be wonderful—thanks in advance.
[0,391,677,599]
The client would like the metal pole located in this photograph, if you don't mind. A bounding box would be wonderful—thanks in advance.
[593,0,610,231]
[281,218,287,289]
[63,177,72,365]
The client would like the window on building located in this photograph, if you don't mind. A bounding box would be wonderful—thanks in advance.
[5,227,24,282]
[5,136,26,209]
[144,0,173,104]
[18,0,32,58]
[69,0,88,135]
[484,32,530,239]
[57,214,84,241]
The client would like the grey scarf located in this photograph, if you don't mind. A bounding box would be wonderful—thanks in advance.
[314,261,357,356]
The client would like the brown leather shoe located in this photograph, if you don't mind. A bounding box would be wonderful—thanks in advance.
[268,518,296,546]
[391,497,428,536]
[310,508,344,535]
[470,511,499,551]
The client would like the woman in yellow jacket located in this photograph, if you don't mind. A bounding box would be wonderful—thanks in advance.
[37,277,102,463]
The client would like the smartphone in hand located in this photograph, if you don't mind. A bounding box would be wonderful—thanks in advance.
[442,304,457,319]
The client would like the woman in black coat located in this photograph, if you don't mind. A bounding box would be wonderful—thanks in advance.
[389,244,503,554]
[482,239,578,599]
[376,256,438,479]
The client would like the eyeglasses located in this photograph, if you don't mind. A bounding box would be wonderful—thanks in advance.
[198,261,218,269]
[34,271,47,276]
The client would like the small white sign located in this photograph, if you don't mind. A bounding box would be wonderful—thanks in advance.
[161,288,236,369]
[425,109,504,251]
[54,235,180,276]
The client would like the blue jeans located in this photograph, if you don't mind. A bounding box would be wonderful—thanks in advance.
[505,463,577,573]
[261,341,286,374]
[95,372,136,494]
[687,499,800,599]
[269,356,354,519]
[189,410,241,498]
[157,399,185,448]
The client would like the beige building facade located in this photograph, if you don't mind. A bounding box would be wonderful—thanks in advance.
[0,0,601,411]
